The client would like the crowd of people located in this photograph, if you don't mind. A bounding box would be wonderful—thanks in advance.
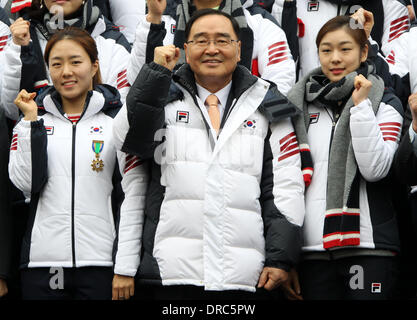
[0,0,417,301]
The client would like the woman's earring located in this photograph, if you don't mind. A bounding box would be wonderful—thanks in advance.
[40,0,43,8]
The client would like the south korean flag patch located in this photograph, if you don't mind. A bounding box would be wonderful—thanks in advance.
[243,119,256,129]
[90,126,103,134]
[176,111,189,123]
[307,1,319,11]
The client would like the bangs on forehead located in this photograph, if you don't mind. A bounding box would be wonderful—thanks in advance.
[316,16,368,49]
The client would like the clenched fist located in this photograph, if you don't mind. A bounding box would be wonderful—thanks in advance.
[154,44,180,71]
[352,74,372,106]
[350,8,374,39]
[14,89,38,121]
[10,17,31,46]
[146,0,167,24]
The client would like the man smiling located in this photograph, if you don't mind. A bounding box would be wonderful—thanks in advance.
[114,9,305,299]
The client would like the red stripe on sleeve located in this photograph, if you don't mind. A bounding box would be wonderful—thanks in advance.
[268,41,286,51]
[267,56,288,66]
[278,149,300,162]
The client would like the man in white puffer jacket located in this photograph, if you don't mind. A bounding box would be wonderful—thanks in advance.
[114,9,305,299]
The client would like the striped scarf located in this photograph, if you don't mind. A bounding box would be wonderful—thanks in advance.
[173,0,254,70]
[289,62,385,249]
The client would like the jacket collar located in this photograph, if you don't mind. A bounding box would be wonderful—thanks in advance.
[36,84,121,122]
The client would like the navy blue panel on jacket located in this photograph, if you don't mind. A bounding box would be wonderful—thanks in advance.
[0,109,13,280]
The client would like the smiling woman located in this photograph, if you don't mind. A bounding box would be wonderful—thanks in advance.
[285,15,404,300]
[44,27,100,115]
[316,16,369,83]
[8,27,148,300]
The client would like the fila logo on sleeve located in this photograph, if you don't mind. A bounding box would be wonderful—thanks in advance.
[307,1,320,12]
[176,111,189,123]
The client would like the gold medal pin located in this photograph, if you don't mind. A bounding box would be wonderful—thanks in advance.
[91,140,104,172]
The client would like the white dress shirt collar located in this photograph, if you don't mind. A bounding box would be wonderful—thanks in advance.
[196,81,232,119]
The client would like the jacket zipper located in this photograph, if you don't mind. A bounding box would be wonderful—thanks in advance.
[223,98,238,125]
[326,109,340,158]
[329,119,336,156]
[71,122,77,267]
[63,93,90,267]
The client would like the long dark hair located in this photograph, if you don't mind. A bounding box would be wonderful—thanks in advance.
[44,26,102,86]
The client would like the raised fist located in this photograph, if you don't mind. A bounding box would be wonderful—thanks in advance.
[146,0,167,24]
[352,74,372,106]
[14,89,38,121]
[350,8,374,39]
[154,44,180,71]
[10,17,31,46]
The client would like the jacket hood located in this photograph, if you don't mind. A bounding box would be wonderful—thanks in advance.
[241,0,253,9]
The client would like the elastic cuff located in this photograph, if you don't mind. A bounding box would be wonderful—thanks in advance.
[351,98,371,113]
[20,40,34,54]
[113,268,137,277]
[150,20,166,30]
[148,61,174,76]
[264,260,291,272]
[17,117,42,128]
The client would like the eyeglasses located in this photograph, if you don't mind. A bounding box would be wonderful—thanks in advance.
[186,38,239,48]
